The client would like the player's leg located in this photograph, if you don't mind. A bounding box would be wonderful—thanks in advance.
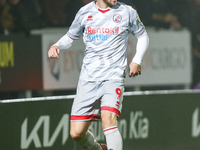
[70,121,103,150]
[70,121,91,141]
[101,111,123,150]
[100,79,124,150]
[70,80,103,150]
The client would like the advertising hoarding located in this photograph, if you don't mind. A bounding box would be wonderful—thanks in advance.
[0,91,200,150]
[0,34,42,91]
[42,29,191,90]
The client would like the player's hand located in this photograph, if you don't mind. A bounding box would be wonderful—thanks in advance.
[129,62,141,77]
[48,45,60,59]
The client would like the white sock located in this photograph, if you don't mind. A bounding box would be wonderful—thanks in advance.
[76,130,102,150]
[103,126,123,150]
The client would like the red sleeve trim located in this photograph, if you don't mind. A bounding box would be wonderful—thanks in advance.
[70,114,101,121]
[67,33,78,40]
[101,106,121,117]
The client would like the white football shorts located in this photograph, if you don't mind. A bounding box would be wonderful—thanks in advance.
[70,79,124,121]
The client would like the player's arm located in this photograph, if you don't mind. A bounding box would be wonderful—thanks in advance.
[129,30,149,77]
[48,34,74,59]
[48,7,84,59]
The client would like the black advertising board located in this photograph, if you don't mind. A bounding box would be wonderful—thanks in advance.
[0,98,76,150]
[121,93,200,150]
[0,92,200,150]
[0,33,42,91]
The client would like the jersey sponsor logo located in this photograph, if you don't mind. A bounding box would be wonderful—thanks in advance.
[87,15,93,21]
[89,34,108,41]
[88,27,119,34]
[113,14,122,23]
[88,27,119,41]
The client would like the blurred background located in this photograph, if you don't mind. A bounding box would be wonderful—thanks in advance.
[0,0,200,99]
[1,1,200,150]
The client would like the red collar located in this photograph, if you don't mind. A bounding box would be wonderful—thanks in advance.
[98,8,110,13]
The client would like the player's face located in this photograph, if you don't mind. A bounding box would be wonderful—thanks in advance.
[103,0,117,7]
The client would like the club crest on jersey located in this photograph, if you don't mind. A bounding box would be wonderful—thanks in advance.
[87,15,93,21]
[113,14,122,23]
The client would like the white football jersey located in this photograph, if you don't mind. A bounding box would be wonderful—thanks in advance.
[67,1,145,81]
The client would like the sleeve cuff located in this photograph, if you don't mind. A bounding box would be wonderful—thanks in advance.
[132,57,142,65]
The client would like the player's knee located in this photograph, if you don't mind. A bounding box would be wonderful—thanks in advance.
[70,121,91,141]
[70,129,85,141]
[101,112,117,129]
